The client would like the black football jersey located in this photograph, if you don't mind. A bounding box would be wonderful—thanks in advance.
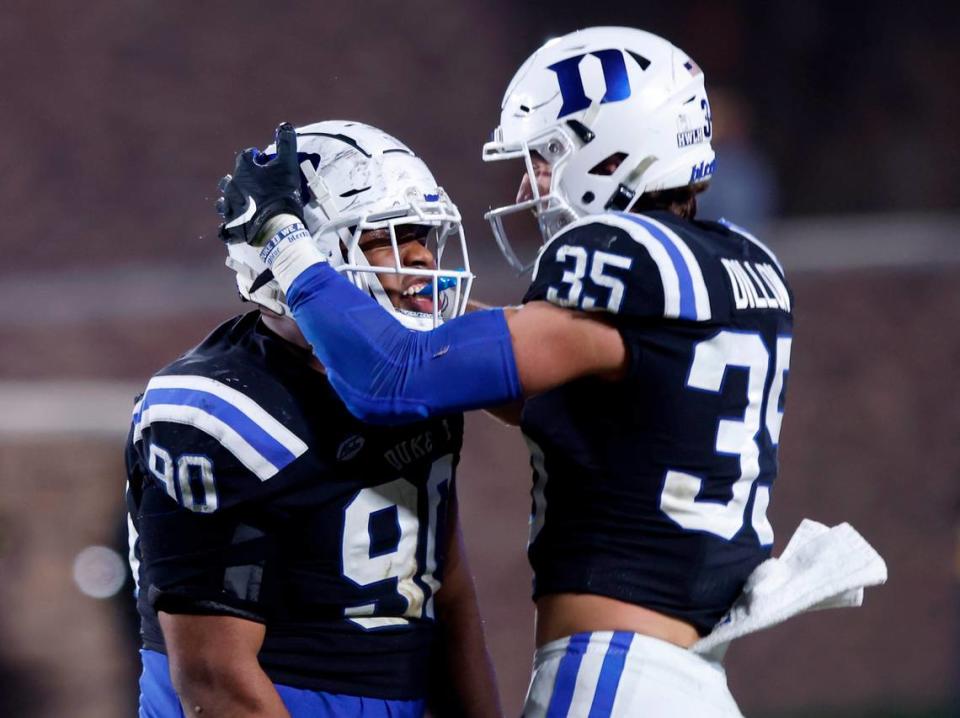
[125,312,463,699]
[521,210,793,635]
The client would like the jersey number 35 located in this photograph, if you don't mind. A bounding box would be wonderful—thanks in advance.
[660,331,791,546]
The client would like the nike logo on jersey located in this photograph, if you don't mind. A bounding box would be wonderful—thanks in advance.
[336,434,365,462]
[721,259,791,312]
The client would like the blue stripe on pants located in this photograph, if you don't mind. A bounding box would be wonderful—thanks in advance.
[587,632,635,717]
[546,632,592,718]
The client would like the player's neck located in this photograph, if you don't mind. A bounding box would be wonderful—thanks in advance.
[259,311,326,374]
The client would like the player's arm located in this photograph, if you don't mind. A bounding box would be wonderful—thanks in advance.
[216,124,624,423]
[503,300,626,394]
[487,301,627,426]
[460,294,525,429]
[132,399,296,715]
[279,252,628,418]
[160,613,291,718]
[430,488,503,718]
[273,254,625,422]
[140,482,290,717]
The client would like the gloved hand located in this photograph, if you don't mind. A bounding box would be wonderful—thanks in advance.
[217,122,305,246]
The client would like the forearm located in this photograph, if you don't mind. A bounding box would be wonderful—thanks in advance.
[269,231,522,423]
[160,612,290,718]
[432,520,503,717]
[434,586,503,718]
[174,665,290,718]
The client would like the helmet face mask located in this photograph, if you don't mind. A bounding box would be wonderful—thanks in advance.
[226,121,473,330]
[337,199,472,331]
[483,127,578,273]
[484,26,716,272]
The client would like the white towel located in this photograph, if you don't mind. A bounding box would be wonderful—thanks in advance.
[692,519,888,662]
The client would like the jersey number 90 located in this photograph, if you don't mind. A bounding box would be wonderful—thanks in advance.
[341,456,453,629]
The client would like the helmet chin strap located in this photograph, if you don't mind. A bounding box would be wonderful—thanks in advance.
[581,100,602,129]
[616,155,658,213]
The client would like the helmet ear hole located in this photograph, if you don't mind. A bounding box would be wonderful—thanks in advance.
[588,152,629,176]
[582,191,596,204]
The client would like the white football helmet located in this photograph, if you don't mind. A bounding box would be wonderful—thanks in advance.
[226,121,473,330]
[483,26,716,271]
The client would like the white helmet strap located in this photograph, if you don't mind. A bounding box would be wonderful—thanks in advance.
[581,100,602,129]
[299,158,354,249]
[615,155,658,212]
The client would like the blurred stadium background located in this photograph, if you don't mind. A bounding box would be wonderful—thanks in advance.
[1,1,957,715]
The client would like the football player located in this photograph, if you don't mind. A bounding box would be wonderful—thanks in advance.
[126,121,501,718]
[220,28,790,717]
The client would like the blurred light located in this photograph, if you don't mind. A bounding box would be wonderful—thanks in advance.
[73,545,127,599]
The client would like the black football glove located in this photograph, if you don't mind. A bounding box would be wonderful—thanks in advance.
[217,122,305,246]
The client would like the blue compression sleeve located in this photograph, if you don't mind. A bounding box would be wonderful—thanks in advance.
[285,262,522,424]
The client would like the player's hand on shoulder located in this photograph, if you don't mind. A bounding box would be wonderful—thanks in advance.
[217,122,305,246]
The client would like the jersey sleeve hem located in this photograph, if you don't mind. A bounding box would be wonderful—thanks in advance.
[148,585,267,624]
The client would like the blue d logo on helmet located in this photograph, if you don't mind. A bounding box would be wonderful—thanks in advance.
[548,49,647,118]
[483,27,717,272]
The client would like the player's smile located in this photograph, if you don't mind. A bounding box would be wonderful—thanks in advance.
[398,278,435,314]
[359,225,438,314]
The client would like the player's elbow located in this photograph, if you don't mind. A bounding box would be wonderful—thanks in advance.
[339,389,430,426]
[329,372,431,425]
[167,651,219,702]
[168,652,257,710]
[343,400,409,425]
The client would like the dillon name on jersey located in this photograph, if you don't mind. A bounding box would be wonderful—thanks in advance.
[125,312,463,699]
[521,210,793,635]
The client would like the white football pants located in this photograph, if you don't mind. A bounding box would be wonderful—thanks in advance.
[521,631,744,718]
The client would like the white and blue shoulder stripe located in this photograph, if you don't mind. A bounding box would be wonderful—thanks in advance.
[132,374,307,481]
[588,213,713,322]
[718,217,785,275]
